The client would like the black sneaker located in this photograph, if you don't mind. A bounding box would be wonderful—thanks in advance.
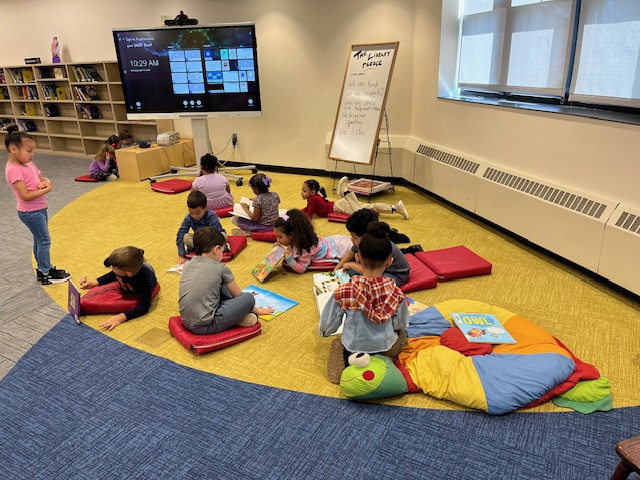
[49,267,69,279]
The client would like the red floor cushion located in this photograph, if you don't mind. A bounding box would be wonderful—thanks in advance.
[282,259,338,272]
[251,230,277,242]
[151,179,193,194]
[80,282,161,315]
[400,253,438,293]
[414,245,492,282]
[213,205,234,218]
[184,235,247,262]
[74,174,99,182]
[168,315,262,354]
[328,212,350,223]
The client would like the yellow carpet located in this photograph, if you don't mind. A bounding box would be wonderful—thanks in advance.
[43,170,640,411]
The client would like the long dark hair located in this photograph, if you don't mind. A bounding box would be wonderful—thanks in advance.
[273,209,318,252]
[304,179,328,200]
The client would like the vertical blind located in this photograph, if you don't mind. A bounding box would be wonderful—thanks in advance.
[458,0,640,108]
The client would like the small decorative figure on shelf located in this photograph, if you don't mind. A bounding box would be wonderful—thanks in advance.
[51,36,60,64]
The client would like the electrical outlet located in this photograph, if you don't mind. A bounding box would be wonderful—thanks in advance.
[232,133,238,147]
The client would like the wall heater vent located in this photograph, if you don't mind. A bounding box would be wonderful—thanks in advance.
[482,167,609,219]
[614,211,640,234]
[416,144,480,174]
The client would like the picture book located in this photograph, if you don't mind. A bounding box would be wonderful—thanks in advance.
[251,244,285,283]
[166,263,184,274]
[347,178,394,195]
[232,196,288,220]
[67,280,81,325]
[242,284,298,321]
[450,312,517,344]
[313,270,350,319]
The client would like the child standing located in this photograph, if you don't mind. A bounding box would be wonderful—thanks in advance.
[319,221,410,383]
[4,127,70,285]
[89,144,118,181]
[79,246,157,331]
[232,173,280,235]
[335,209,410,287]
[191,153,234,211]
[301,178,409,220]
[179,227,274,334]
[273,209,352,273]
[176,191,227,265]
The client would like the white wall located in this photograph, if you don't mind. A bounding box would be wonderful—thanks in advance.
[2,0,638,208]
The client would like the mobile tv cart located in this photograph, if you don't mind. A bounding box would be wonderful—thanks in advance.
[148,118,257,186]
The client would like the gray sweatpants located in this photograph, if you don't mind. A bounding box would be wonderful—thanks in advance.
[187,286,255,335]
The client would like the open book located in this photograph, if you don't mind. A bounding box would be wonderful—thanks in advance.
[313,271,350,329]
[242,284,298,321]
[251,244,285,283]
[232,196,288,220]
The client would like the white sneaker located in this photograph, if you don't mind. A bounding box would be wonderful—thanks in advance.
[395,200,409,220]
[337,176,350,197]
[107,174,118,181]
[237,312,258,327]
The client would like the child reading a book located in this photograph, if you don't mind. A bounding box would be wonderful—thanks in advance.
[335,209,410,287]
[273,209,352,273]
[191,153,234,211]
[300,178,409,220]
[179,227,274,334]
[79,246,157,331]
[319,221,410,383]
[89,144,118,181]
[5,126,70,285]
[176,191,227,265]
[231,173,281,236]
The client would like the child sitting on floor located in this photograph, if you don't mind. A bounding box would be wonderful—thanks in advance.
[335,209,410,287]
[176,191,227,265]
[191,153,234,211]
[231,173,281,236]
[300,178,409,220]
[79,246,157,331]
[273,209,352,273]
[89,144,118,181]
[179,227,274,335]
[319,221,410,383]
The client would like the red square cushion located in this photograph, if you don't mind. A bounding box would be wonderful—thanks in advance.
[251,230,277,242]
[213,205,233,218]
[151,179,193,194]
[80,282,161,315]
[328,212,350,223]
[400,254,438,293]
[168,315,262,354]
[74,175,99,182]
[415,245,492,282]
[184,235,246,262]
[282,260,338,272]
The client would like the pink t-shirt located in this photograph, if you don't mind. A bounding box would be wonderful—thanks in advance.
[192,173,234,210]
[5,161,47,212]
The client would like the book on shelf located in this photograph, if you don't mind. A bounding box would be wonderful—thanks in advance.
[450,312,517,344]
[54,67,65,79]
[44,104,59,117]
[77,104,100,120]
[0,71,5,84]
[18,120,36,132]
[241,284,298,321]
[21,69,34,83]
[251,244,285,283]
[232,196,288,220]
[347,178,394,195]
[8,69,23,83]
[55,86,66,100]
[23,103,36,116]
[0,87,8,99]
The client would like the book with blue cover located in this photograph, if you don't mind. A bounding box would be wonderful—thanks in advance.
[450,312,517,344]
[242,284,298,321]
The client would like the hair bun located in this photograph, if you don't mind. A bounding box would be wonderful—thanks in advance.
[367,221,390,238]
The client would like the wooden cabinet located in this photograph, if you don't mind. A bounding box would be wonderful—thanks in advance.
[0,61,170,157]
[117,139,195,181]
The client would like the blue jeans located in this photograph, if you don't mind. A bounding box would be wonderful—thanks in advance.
[17,208,52,275]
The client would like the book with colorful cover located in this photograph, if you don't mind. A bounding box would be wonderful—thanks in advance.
[313,270,350,322]
[242,284,298,321]
[347,178,393,195]
[450,312,517,344]
[67,280,81,325]
[251,244,285,283]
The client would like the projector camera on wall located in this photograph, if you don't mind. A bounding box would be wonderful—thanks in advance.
[164,11,198,26]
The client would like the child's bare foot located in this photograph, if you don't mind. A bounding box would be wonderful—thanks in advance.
[254,306,275,316]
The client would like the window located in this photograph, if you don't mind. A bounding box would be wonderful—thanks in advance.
[455,0,640,115]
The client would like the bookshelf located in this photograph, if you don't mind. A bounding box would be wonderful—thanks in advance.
[0,61,171,157]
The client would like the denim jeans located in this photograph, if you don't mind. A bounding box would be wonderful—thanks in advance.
[17,208,52,275]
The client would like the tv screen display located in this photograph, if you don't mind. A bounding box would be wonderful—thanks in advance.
[113,23,261,119]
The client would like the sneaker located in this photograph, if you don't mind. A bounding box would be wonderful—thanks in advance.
[41,272,70,285]
[237,312,258,327]
[337,176,350,197]
[36,267,69,281]
[327,338,347,384]
[400,244,424,255]
[389,228,411,244]
[107,174,118,181]
[394,200,409,220]
[231,228,252,237]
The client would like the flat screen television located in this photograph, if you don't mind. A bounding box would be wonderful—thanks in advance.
[112,23,261,119]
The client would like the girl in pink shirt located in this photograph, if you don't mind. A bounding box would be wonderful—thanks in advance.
[274,209,352,273]
[191,153,234,211]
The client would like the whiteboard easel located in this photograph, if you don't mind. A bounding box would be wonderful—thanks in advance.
[328,42,399,165]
